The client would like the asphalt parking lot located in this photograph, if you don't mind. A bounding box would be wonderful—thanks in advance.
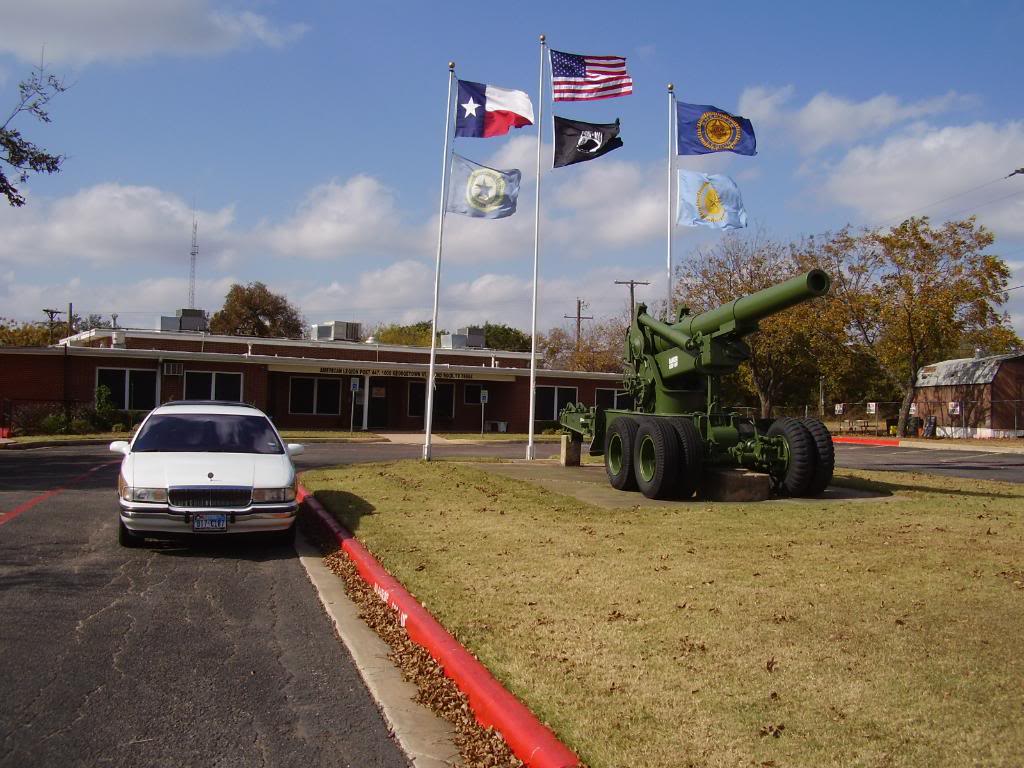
[2,438,1022,766]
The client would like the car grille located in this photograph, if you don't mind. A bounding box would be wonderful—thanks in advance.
[168,487,252,509]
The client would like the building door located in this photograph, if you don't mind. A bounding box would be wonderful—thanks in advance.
[368,379,389,429]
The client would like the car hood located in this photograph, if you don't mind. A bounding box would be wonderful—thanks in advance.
[123,452,293,489]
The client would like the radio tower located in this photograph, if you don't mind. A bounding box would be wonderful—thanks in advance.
[188,213,198,309]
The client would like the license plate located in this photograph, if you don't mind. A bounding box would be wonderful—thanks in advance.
[192,513,227,532]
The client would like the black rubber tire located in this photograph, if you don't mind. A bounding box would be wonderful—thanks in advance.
[668,417,703,499]
[605,417,640,491]
[767,417,816,497]
[633,419,681,500]
[118,519,142,548]
[799,417,835,496]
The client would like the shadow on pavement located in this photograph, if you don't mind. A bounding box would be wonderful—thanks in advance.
[310,489,376,534]
[145,534,299,562]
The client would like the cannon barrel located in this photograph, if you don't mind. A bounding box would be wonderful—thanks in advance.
[680,269,830,336]
[638,270,830,349]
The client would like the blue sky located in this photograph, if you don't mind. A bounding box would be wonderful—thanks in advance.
[1,0,1022,337]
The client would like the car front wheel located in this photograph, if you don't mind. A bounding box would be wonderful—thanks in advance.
[118,519,142,548]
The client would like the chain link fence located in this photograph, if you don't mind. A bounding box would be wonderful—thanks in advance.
[732,399,1024,438]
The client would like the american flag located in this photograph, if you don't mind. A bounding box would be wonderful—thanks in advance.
[550,49,633,102]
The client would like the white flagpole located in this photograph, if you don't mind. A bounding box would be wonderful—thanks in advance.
[526,35,546,461]
[423,62,456,461]
[666,83,675,320]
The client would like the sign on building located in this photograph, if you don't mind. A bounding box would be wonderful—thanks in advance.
[948,401,961,415]
[866,402,876,415]
[834,403,845,415]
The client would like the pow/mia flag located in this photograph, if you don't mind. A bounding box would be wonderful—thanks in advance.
[446,153,521,220]
[552,116,623,168]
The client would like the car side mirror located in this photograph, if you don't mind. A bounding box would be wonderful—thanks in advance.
[286,443,305,457]
[109,440,130,455]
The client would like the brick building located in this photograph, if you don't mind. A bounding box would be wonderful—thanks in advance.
[912,352,1024,437]
[0,325,626,433]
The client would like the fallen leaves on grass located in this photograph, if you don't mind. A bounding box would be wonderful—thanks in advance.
[759,723,785,738]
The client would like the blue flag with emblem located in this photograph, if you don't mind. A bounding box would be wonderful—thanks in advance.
[677,170,748,230]
[676,102,757,156]
[446,153,521,219]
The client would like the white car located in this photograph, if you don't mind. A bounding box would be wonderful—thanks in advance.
[110,401,304,547]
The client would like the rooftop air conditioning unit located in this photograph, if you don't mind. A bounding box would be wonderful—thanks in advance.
[441,334,468,349]
[314,321,361,342]
[176,308,208,332]
[458,326,485,348]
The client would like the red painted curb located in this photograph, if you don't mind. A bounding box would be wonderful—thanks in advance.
[297,484,580,768]
[832,436,901,447]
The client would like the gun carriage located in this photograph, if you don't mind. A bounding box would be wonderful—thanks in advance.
[559,269,835,499]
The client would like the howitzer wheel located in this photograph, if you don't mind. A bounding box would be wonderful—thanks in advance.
[605,417,640,491]
[767,417,816,497]
[799,417,835,496]
[634,419,680,500]
[668,417,703,499]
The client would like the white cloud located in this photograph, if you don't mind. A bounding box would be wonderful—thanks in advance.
[0,183,236,266]
[821,121,1024,235]
[299,260,434,324]
[0,0,307,64]
[739,85,968,153]
[261,176,417,260]
[0,271,236,325]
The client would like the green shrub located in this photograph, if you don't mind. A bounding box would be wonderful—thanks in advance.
[10,403,60,435]
[69,418,91,433]
[39,412,69,435]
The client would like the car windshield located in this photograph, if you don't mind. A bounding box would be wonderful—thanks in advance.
[131,414,284,454]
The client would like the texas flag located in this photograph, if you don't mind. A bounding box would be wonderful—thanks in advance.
[455,80,534,138]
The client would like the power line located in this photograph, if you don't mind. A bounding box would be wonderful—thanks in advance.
[877,172,1015,227]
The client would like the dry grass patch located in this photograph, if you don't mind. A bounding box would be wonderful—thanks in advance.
[303,462,1024,768]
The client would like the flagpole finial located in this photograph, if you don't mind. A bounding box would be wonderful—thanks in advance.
[539,34,546,43]
[667,83,674,93]
[448,61,455,71]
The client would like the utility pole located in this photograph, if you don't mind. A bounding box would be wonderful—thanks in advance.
[188,213,199,309]
[614,279,651,316]
[42,308,62,344]
[564,298,593,352]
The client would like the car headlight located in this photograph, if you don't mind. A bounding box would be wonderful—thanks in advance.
[123,487,167,503]
[251,487,296,503]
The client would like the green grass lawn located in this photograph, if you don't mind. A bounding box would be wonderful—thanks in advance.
[3,431,133,444]
[277,430,382,441]
[438,432,562,442]
[303,461,1024,768]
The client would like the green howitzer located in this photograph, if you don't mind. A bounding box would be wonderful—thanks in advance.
[559,269,835,499]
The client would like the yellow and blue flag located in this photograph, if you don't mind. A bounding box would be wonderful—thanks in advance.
[677,170,748,230]
[447,154,521,220]
[676,102,756,156]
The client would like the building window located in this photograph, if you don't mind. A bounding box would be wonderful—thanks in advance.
[289,377,341,415]
[408,381,455,419]
[184,371,243,402]
[96,368,157,411]
[596,388,633,410]
[534,385,578,421]
[464,383,482,405]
